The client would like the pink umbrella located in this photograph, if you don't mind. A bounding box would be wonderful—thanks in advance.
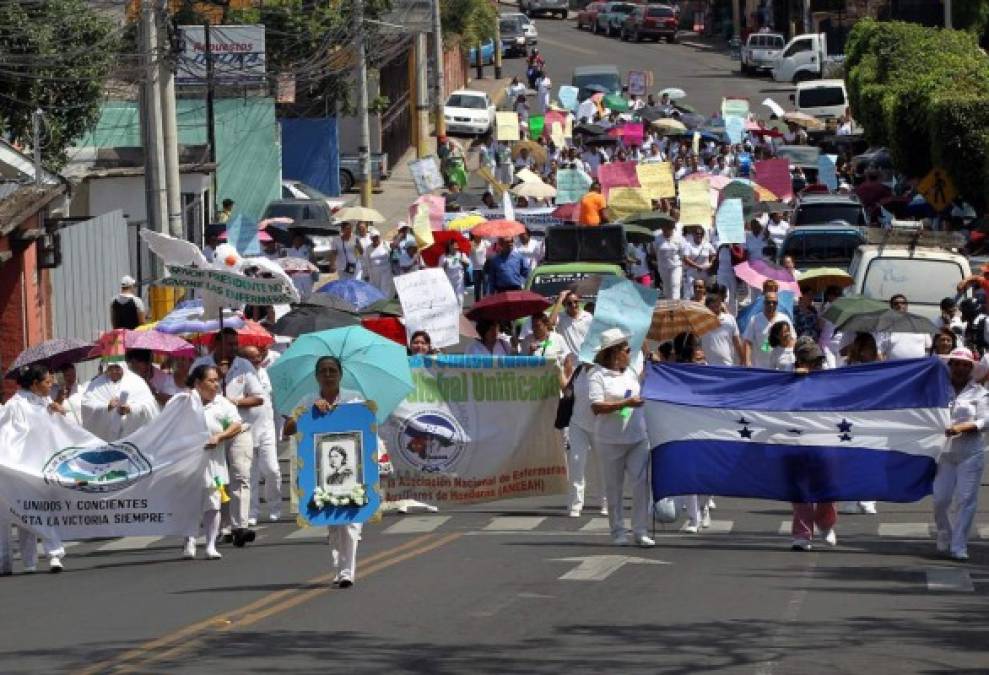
[733,259,800,294]
[92,329,197,358]
[220,229,274,243]
[259,216,294,230]
[551,203,580,222]
[744,119,763,131]
[276,257,319,274]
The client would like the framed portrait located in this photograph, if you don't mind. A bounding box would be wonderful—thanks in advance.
[315,431,363,496]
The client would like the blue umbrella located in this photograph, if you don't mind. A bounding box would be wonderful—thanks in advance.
[316,279,386,311]
[268,326,413,423]
[154,299,245,334]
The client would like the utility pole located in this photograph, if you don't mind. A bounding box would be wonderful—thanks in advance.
[493,15,502,79]
[158,1,183,238]
[31,109,42,187]
[355,0,373,207]
[431,0,446,139]
[945,0,953,29]
[731,0,741,40]
[414,32,430,158]
[139,0,168,235]
[204,22,218,219]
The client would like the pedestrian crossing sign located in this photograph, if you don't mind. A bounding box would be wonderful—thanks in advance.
[917,167,957,213]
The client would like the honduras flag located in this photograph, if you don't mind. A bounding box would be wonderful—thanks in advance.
[643,359,951,503]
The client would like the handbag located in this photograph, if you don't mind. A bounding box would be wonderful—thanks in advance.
[554,364,584,430]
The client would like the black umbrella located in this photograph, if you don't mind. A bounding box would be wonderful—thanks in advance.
[623,224,655,245]
[839,309,936,335]
[624,212,675,230]
[271,305,360,338]
[585,84,610,94]
[636,107,664,123]
[678,112,706,130]
[5,338,95,378]
[574,122,607,137]
[583,135,619,147]
[362,298,404,317]
[287,222,340,237]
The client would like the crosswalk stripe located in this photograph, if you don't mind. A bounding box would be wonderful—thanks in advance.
[286,527,326,540]
[778,520,790,536]
[579,517,627,532]
[878,523,933,538]
[483,516,546,531]
[979,525,989,540]
[382,516,451,535]
[925,567,974,592]
[705,519,734,534]
[96,536,165,552]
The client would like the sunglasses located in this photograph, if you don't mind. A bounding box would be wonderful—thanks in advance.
[764,300,778,306]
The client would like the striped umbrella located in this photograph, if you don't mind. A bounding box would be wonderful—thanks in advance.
[648,300,720,343]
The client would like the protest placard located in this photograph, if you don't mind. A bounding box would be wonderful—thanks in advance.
[607,187,652,221]
[162,265,298,305]
[559,85,579,112]
[579,276,659,365]
[516,168,541,184]
[394,268,461,348]
[550,122,565,148]
[408,156,445,195]
[409,194,445,230]
[556,168,593,204]
[412,204,435,248]
[818,154,838,192]
[636,162,675,200]
[715,198,745,244]
[623,123,644,146]
[678,178,712,228]
[755,158,792,201]
[627,70,647,96]
[762,97,785,118]
[495,112,520,141]
[725,115,745,145]
[528,114,545,139]
[721,181,756,221]
[598,161,640,198]
[722,97,750,119]
[225,214,260,256]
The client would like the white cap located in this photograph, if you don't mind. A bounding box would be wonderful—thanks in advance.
[120,275,136,287]
[368,227,381,237]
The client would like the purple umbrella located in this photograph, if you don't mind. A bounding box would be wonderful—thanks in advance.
[5,338,95,378]
[733,259,800,294]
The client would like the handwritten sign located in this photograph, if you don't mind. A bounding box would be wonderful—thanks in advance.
[556,168,593,204]
[162,265,299,305]
[607,187,652,221]
[495,112,520,141]
[394,268,461,349]
[636,162,675,200]
[755,158,792,201]
[579,276,659,365]
[725,115,745,145]
[598,161,640,198]
[715,198,745,244]
[722,97,750,119]
[408,156,445,195]
[678,178,712,228]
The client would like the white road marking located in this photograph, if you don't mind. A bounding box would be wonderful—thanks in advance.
[778,520,790,536]
[704,519,734,534]
[980,525,989,539]
[579,517,628,532]
[286,527,326,540]
[925,567,974,592]
[483,516,546,531]
[96,536,165,552]
[878,523,934,538]
[382,515,451,535]
[551,555,670,581]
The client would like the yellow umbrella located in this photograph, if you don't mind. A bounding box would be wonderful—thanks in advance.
[511,140,548,166]
[512,181,557,199]
[651,118,687,132]
[783,111,825,131]
[448,213,487,231]
[797,267,853,293]
[336,206,385,223]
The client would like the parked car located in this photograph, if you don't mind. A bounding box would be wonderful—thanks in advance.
[740,31,784,75]
[518,0,567,20]
[772,32,843,83]
[338,153,388,193]
[443,89,496,136]
[790,79,850,126]
[620,4,678,43]
[262,199,338,268]
[501,12,539,43]
[499,15,529,56]
[576,2,606,30]
[792,193,868,228]
[572,64,621,101]
[776,224,866,273]
[281,179,350,217]
[595,1,637,36]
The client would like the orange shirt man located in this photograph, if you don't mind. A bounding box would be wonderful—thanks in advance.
[578,181,608,226]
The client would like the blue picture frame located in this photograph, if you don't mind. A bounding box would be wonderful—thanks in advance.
[296,402,380,526]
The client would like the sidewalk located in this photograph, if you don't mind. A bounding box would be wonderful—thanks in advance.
[373,75,511,226]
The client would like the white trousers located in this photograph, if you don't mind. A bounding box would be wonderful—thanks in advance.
[658,266,682,302]
[680,494,709,525]
[933,452,985,555]
[224,431,254,530]
[0,519,64,573]
[566,424,607,513]
[596,439,651,537]
[328,523,362,581]
[249,425,282,520]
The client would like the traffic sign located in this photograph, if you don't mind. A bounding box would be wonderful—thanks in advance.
[917,167,957,213]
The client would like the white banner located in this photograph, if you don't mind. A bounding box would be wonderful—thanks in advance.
[380,356,568,505]
[162,264,298,305]
[393,268,461,348]
[0,393,210,541]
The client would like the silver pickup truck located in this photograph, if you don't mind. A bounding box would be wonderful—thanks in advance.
[338,153,389,192]
[741,32,785,75]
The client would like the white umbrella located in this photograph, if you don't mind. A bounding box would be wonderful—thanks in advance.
[512,181,557,199]
[335,206,385,223]
[659,87,687,100]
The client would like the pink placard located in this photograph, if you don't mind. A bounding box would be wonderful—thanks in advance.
[409,194,446,230]
[755,158,792,201]
[598,161,640,198]
[623,123,644,146]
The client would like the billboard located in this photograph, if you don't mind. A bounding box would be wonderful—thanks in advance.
[176,25,266,85]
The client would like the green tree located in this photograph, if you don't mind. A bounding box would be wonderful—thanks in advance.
[441,0,497,46]
[0,0,119,168]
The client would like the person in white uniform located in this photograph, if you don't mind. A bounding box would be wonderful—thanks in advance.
[587,328,655,548]
[515,230,544,270]
[81,361,159,442]
[183,365,244,560]
[680,227,715,299]
[742,291,793,369]
[329,222,364,281]
[715,243,740,316]
[0,365,68,574]
[654,221,683,301]
[933,347,989,561]
[554,291,593,358]
[364,228,395,298]
[701,293,743,366]
[466,320,515,356]
[242,346,282,524]
[440,239,470,307]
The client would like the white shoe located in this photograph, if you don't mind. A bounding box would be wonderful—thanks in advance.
[706,498,716,510]
[335,573,354,588]
[612,532,632,546]
[700,507,712,529]
[247,518,258,527]
[23,565,37,574]
[49,557,63,573]
[568,508,581,518]
[599,506,608,516]
[205,548,222,560]
[682,522,699,534]
[791,539,812,551]
[635,534,656,548]
[182,538,196,560]
[269,512,281,522]
[949,549,969,561]
[936,531,951,553]
[821,528,838,547]
[859,501,877,515]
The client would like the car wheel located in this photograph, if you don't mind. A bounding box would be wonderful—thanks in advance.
[339,170,354,193]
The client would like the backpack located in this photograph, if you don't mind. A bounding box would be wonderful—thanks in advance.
[111,297,140,329]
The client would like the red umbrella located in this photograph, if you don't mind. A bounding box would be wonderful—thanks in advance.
[466,290,552,322]
[361,316,406,346]
[121,329,196,358]
[420,230,471,267]
[192,319,274,348]
[473,219,526,239]
[551,203,580,222]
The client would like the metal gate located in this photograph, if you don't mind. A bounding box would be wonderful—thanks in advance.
[378,41,413,168]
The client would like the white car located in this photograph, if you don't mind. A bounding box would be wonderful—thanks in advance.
[281,179,351,217]
[502,12,539,42]
[443,90,496,136]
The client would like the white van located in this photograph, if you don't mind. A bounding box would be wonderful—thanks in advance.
[792,79,848,123]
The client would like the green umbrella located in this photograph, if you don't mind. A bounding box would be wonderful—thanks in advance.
[624,211,675,230]
[820,295,889,326]
[623,224,655,245]
[362,298,403,317]
[602,93,630,112]
[839,309,935,335]
[268,326,413,423]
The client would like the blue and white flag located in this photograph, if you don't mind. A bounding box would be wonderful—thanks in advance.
[644,359,951,503]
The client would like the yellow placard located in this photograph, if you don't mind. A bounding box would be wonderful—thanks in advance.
[495,112,520,142]
[678,178,712,228]
[636,162,676,200]
[607,187,653,222]
[917,167,958,213]
[550,122,565,149]
[564,116,573,138]
[412,204,435,247]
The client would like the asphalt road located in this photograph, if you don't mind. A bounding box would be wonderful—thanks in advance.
[4,21,989,675]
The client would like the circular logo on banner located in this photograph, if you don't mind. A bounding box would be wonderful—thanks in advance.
[396,411,468,473]
[42,442,153,493]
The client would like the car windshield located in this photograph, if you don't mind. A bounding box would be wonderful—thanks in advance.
[798,87,846,109]
[611,4,635,13]
[751,35,784,48]
[574,72,621,94]
[447,94,486,109]
[647,6,673,16]
[780,232,863,269]
[500,18,521,32]
[530,272,613,299]
[794,203,865,226]
[862,258,965,305]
